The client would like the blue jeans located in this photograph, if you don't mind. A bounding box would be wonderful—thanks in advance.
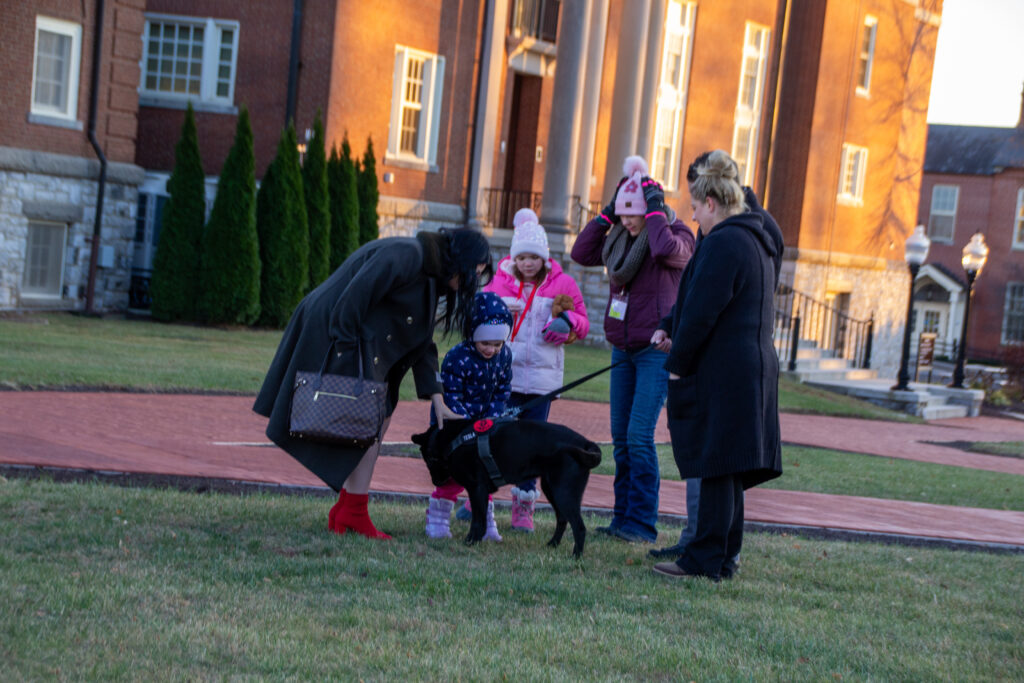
[508,392,552,493]
[609,346,668,541]
[678,478,701,546]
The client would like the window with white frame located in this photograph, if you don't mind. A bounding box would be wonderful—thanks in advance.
[855,16,877,95]
[731,22,770,186]
[387,46,445,169]
[31,16,82,122]
[837,143,868,204]
[1002,282,1024,344]
[140,15,239,107]
[1013,187,1024,249]
[22,221,68,297]
[651,1,696,191]
[927,184,958,243]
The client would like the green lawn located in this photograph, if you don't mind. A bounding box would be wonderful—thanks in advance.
[1,478,1020,681]
[0,313,279,393]
[591,444,1024,512]
[1,312,915,421]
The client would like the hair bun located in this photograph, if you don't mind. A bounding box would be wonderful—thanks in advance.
[512,208,538,229]
[622,155,649,178]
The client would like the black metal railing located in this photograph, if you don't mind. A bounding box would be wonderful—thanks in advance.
[774,284,874,371]
[481,188,543,229]
[480,188,591,231]
[574,200,600,232]
[510,0,560,43]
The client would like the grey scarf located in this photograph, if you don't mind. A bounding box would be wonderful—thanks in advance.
[601,224,648,289]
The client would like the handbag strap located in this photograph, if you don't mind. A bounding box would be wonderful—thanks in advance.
[314,339,366,389]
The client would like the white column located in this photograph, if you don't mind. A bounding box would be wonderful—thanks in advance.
[467,0,510,229]
[635,0,666,161]
[572,0,610,213]
[602,0,652,200]
[539,0,587,234]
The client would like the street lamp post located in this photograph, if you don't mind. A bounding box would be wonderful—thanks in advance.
[950,232,990,389]
[892,226,931,391]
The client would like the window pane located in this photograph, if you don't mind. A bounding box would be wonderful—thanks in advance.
[400,107,421,153]
[1004,284,1024,343]
[143,18,235,102]
[34,29,71,110]
[23,222,66,295]
[928,214,953,241]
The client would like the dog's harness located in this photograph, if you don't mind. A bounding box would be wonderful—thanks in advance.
[446,417,517,489]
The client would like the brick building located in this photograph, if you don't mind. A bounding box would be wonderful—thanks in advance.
[1,0,944,378]
[0,0,145,311]
[914,93,1024,363]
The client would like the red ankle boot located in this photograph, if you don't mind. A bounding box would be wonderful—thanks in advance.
[328,488,347,532]
[333,492,391,539]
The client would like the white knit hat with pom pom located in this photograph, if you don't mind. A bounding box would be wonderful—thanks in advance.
[615,155,649,216]
[510,208,549,260]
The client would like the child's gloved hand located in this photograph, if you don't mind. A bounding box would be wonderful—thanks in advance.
[542,315,572,345]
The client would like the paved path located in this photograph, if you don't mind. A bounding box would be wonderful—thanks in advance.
[1,392,1023,549]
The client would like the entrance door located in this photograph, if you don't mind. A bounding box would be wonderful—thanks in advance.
[500,73,542,227]
[915,302,949,358]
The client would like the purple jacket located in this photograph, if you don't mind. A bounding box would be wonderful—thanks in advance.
[571,212,694,350]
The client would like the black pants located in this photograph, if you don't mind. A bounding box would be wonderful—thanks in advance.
[676,474,744,578]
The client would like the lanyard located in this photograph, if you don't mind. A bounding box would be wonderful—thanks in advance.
[510,279,540,342]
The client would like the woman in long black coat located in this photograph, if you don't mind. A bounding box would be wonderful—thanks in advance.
[653,150,783,580]
[253,228,492,539]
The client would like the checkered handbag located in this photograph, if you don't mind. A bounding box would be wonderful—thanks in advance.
[289,345,387,448]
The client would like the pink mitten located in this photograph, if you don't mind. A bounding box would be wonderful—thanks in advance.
[542,316,571,345]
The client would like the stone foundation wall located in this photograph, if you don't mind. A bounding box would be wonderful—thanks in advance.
[0,147,144,312]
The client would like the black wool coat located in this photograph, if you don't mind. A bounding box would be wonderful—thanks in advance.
[253,232,450,491]
[662,200,783,489]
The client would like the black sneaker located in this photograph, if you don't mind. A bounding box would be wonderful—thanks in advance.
[610,527,655,544]
[648,543,686,559]
[595,525,618,536]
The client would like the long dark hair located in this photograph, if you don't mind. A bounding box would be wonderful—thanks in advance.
[438,227,493,339]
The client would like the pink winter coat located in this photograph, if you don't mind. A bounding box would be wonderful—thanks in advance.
[484,256,589,395]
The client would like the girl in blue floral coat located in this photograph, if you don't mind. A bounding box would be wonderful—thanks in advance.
[424,292,514,540]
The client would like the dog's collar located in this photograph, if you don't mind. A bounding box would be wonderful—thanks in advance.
[447,417,516,491]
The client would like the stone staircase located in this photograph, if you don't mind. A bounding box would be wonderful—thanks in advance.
[778,340,877,383]
[777,340,976,420]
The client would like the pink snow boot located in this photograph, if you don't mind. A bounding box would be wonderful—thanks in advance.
[510,486,538,533]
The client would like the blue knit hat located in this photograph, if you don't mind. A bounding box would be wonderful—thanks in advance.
[470,291,513,342]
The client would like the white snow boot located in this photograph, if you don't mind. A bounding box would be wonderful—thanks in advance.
[483,500,503,542]
[425,497,454,539]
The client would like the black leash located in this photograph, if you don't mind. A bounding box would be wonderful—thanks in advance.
[502,343,659,418]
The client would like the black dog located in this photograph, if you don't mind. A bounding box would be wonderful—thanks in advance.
[411,418,602,557]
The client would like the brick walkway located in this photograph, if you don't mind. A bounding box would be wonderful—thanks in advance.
[1,391,1022,549]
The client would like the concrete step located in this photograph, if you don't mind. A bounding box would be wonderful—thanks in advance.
[774,346,841,361]
[798,357,854,371]
[921,403,970,420]
[803,378,983,419]
[785,367,878,382]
